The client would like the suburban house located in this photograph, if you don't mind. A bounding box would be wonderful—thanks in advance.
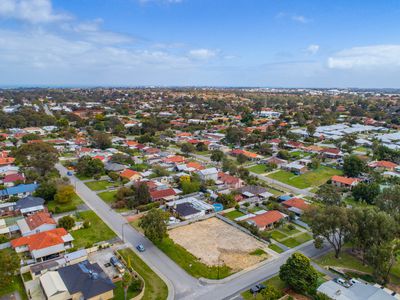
[150,188,178,201]
[167,197,214,220]
[198,167,218,181]
[2,173,25,187]
[282,197,311,215]
[331,175,360,189]
[317,279,396,300]
[0,183,38,200]
[282,161,308,174]
[40,260,115,300]
[218,172,244,189]
[238,185,273,199]
[119,169,142,181]
[17,211,56,236]
[11,228,74,262]
[247,210,287,230]
[230,149,260,160]
[263,156,288,168]
[163,155,186,165]
[368,160,398,172]
[15,196,46,215]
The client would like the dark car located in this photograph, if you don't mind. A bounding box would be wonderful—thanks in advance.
[250,284,266,294]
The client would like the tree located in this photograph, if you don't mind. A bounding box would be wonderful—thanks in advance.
[76,156,105,178]
[180,142,195,154]
[139,209,169,242]
[0,249,19,290]
[306,123,316,137]
[343,155,365,177]
[375,185,400,216]
[260,285,282,300]
[277,150,290,160]
[92,132,112,149]
[225,126,244,145]
[309,158,320,170]
[315,184,342,206]
[34,180,57,202]
[130,182,151,208]
[14,142,58,176]
[305,206,351,258]
[365,241,400,284]
[279,252,319,294]
[352,182,380,204]
[54,185,74,204]
[222,158,237,175]
[122,272,133,300]
[236,153,248,164]
[217,193,236,208]
[58,215,75,230]
[210,150,224,162]
[348,207,397,263]
[196,142,208,152]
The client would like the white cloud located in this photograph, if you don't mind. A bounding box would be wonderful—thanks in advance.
[306,44,320,55]
[188,48,218,60]
[291,15,311,24]
[328,45,400,69]
[0,0,70,23]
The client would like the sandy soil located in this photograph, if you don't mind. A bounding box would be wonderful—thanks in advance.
[168,217,269,271]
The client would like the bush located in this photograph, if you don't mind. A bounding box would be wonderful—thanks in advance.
[288,223,295,230]
[234,204,240,210]
[137,202,160,212]
[83,220,91,229]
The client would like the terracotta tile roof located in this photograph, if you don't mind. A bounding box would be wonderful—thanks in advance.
[0,157,15,165]
[25,212,56,230]
[369,160,398,169]
[331,175,359,185]
[186,161,205,170]
[282,198,310,211]
[120,169,141,179]
[93,155,105,161]
[11,228,68,251]
[230,149,258,159]
[249,210,285,228]
[126,140,138,147]
[163,155,186,164]
[218,172,241,185]
[150,188,176,200]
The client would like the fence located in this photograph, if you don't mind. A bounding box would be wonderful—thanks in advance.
[167,213,216,230]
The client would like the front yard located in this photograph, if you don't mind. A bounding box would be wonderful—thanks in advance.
[47,192,83,213]
[223,210,245,221]
[247,164,269,174]
[98,190,117,204]
[71,210,116,249]
[270,225,312,248]
[85,180,120,191]
[118,248,168,300]
[267,166,342,189]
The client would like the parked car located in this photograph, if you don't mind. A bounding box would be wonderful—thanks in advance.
[250,283,266,294]
[110,256,125,273]
[334,277,351,288]
[137,244,145,252]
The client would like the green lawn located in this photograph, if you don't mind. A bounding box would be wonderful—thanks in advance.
[98,190,117,204]
[270,230,287,242]
[268,244,284,254]
[155,237,232,279]
[294,232,313,244]
[130,218,144,234]
[223,210,245,220]
[71,210,116,249]
[241,276,286,300]
[315,250,373,274]
[0,276,28,300]
[280,237,301,248]
[85,180,119,191]
[247,164,268,174]
[118,248,168,300]
[267,166,342,189]
[113,279,142,300]
[278,224,301,235]
[47,192,83,213]
[76,173,92,180]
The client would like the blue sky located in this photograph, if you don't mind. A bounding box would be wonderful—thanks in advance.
[1,0,400,87]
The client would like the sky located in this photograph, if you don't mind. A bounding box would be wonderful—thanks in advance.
[1,0,400,88]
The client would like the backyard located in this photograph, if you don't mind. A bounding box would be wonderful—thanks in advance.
[267,166,342,189]
[70,210,116,249]
[223,209,245,221]
[247,164,269,174]
[118,248,168,300]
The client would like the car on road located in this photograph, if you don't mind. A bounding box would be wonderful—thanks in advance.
[136,244,145,252]
[250,283,266,294]
[67,171,73,176]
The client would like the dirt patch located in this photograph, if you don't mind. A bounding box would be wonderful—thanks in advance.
[168,217,268,271]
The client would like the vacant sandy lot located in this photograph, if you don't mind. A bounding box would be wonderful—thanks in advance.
[169,217,268,271]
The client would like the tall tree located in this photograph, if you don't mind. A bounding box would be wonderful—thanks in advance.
[92,132,112,149]
[343,155,365,177]
[315,184,342,206]
[375,185,400,216]
[305,206,351,258]
[139,209,169,242]
[0,249,19,290]
[279,252,319,294]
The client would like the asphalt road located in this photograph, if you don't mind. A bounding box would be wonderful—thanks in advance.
[56,163,331,300]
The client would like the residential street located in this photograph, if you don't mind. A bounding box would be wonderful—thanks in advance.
[56,163,331,300]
